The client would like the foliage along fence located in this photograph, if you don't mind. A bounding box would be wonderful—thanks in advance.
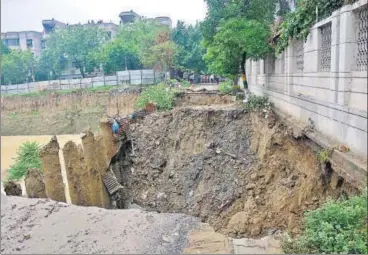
[0,69,165,95]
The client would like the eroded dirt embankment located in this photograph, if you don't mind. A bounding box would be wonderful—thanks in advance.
[112,106,359,238]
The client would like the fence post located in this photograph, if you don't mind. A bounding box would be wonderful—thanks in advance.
[140,70,143,86]
[27,81,30,93]
[59,80,62,90]
[91,77,94,88]
[80,78,82,89]
[17,84,19,94]
[128,70,131,85]
[103,74,106,86]
[69,79,72,90]
[116,73,119,86]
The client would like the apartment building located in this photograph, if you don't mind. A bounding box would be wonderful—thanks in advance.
[119,10,172,28]
[1,31,43,57]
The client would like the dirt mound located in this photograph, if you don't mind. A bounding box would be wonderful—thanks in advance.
[25,168,47,198]
[0,194,201,254]
[114,107,359,238]
[3,181,22,196]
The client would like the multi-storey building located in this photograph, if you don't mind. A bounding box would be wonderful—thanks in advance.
[1,31,43,57]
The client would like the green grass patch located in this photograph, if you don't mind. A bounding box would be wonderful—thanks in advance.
[136,84,174,110]
[7,141,42,181]
[3,85,119,98]
[8,112,20,120]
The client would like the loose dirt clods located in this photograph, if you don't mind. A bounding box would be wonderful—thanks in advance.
[3,181,22,196]
[24,168,47,198]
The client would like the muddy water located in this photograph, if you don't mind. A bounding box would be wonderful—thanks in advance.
[1,135,81,201]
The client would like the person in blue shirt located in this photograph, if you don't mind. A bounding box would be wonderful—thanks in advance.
[112,119,120,134]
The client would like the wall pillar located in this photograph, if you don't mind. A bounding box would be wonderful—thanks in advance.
[330,9,342,104]
[285,45,294,95]
[337,5,355,106]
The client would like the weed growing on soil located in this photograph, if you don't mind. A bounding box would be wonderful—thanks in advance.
[317,147,334,163]
[7,141,42,181]
[8,112,20,120]
[136,84,175,110]
[282,190,368,254]
[219,81,232,94]
[243,95,272,111]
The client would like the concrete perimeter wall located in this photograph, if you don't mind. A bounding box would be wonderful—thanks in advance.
[247,0,367,157]
[0,69,165,95]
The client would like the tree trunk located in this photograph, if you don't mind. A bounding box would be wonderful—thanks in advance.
[79,65,86,78]
[241,52,248,90]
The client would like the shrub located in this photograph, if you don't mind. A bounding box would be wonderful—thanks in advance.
[282,191,368,254]
[136,84,175,110]
[180,80,191,88]
[7,141,42,181]
[219,81,232,94]
[243,95,271,111]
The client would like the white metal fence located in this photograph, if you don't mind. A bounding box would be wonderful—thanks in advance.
[1,69,165,95]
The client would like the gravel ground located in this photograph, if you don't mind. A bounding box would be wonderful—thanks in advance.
[1,195,201,254]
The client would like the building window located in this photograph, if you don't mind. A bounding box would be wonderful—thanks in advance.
[41,40,46,49]
[5,38,20,46]
[294,40,304,72]
[26,39,33,48]
[319,23,332,72]
[355,5,368,71]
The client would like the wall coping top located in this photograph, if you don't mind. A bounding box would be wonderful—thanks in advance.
[352,0,368,10]
[312,16,332,29]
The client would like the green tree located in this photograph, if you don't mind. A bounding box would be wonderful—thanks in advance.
[202,0,280,86]
[43,25,108,77]
[97,20,175,73]
[94,39,141,74]
[172,21,207,75]
[1,50,35,84]
[7,141,42,181]
[140,29,178,71]
[205,19,272,82]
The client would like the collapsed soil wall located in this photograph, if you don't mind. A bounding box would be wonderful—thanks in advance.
[113,107,359,238]
[38,121,118,208]
[39,136,66,203]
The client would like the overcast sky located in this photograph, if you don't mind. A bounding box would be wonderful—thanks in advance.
[1,0,207,32]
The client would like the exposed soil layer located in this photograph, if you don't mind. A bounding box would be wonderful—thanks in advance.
[114,106,359,238]
[24,168,47,199]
